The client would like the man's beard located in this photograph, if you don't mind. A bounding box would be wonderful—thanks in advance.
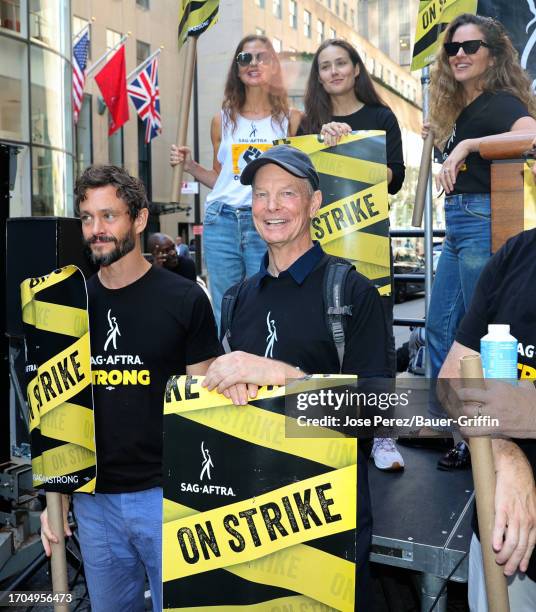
[84,229,136,266]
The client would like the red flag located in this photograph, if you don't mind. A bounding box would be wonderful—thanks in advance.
[95,45,129,135]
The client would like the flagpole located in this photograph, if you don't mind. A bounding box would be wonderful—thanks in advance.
[126,47,162,82]
[86,32,129,77]
[170,36,197,204]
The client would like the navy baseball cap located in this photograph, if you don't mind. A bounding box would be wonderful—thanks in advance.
[240,145,320,190]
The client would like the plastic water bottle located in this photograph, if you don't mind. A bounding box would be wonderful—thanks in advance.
[480,324,518,380]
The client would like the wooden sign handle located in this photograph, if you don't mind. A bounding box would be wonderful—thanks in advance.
[460,355,510,612]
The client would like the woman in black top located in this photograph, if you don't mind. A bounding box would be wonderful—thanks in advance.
[298,38,405,194]
[299,39,405,473]
[425,14,536,469]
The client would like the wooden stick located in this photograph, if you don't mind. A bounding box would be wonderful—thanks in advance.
[170,37,197,204]
[412,131,434,227]
[460,355,510,612]
[45,492,70,612]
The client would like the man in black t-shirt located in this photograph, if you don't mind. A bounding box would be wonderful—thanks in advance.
[147,232,197,281]
[439,229,536,610]
[40,165,220,612]
[202,146,392,609]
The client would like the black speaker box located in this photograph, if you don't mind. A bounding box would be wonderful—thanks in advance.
[5,217,96,337]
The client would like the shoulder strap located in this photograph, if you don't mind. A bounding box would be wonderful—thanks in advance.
[221,281,244,354]
[323,256,354,373]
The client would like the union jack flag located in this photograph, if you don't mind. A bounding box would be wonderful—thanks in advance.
[72,28,90,123]
[127,56,161,143]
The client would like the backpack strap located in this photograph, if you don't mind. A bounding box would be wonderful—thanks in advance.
[220,281,245,354]
[323,256,354,373]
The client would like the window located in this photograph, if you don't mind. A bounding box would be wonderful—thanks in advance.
[289,0,297,29]
[255,27,265,36]
[136,0,149,8]
[326,0,331,7]
[255,0,265,7]
[272,37,281,53]
[32,147,71,216]
[303,9,311,38]
[31,45,72,149]
[317,20,324,44]
[358,0,368,37]
[106,28,122,52]
[1,0,23,34]
[350,9,355,26]
[30,0,69,54]
[108,124,123,165]
[73,16,91,58]
[76,94,92,176]
[335,0,339,15]
[138,118,151,200]
[399,35,411,66]
[136,40,150,65]
[328,27,336,39]
[379,0,390,55]
[343,3,347,21]
[272,0,281,19]
[0,37,28,141]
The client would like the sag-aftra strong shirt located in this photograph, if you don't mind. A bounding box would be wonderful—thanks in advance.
[87,266,220,493]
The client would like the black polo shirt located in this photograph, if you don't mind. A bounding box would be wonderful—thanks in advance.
[223,242,390,609]
[225,242,392,378]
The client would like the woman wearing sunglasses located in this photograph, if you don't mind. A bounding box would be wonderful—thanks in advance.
[425,14,536,470]
[298,39,405,475]
[170,35,301,325]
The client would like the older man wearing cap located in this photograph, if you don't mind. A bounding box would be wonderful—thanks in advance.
[202,145,392,608]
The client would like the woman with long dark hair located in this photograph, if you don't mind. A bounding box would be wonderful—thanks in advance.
[170,35,301,325]
[426,14,536,470]
[298,38,405,194]
[299,39,405,475]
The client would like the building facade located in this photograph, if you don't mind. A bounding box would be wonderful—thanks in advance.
[2,0,424,236]
[1,0,74,218]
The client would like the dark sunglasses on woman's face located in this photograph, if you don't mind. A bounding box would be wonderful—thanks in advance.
[444,40,491,57]
[236,51,272,67]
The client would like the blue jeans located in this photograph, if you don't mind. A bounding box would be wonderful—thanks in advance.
[203,201,267,328]
[427,193,491,417]
[73,487,162,612]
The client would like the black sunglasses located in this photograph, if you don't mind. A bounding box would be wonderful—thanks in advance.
[236,51,272,67]
[444,40,492,57]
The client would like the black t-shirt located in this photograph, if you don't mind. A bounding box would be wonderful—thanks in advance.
[169,256,196,282]
[298,105,406,195]
[456,228,536,581]
[442,91,529,194]
[88,266,220,493]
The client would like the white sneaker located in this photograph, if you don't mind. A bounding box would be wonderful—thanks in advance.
[371,438,405,471]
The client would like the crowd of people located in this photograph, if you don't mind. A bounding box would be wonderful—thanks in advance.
[38,13,536,612]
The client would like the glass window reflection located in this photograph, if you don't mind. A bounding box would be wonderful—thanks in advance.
[29,0,69,54]
[1,0,26,36]
[31,46,73,150]
[32,147,73,216]
[0,37,28,141]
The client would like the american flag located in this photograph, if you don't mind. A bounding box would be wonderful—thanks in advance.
[72,28,90,123]
[127,56,161,144]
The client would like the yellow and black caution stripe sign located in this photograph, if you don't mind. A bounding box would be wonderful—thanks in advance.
[524,163,536,231]
[275,132,391,295]
[411,0,478,70]
[20,265,96,494]
[163,375,357,611]
[178,0,219,47]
